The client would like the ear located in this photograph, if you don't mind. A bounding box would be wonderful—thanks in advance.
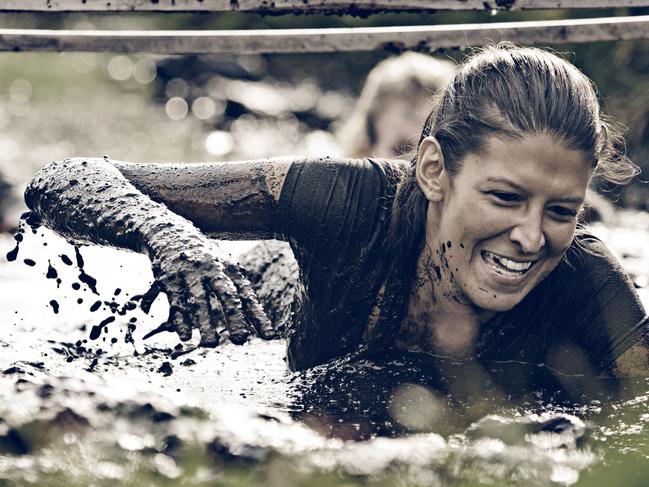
[416,136,448,203]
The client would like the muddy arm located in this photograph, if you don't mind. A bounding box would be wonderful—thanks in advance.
[25,157,292,248]
[24,156,293,346]
[113,158,291,240]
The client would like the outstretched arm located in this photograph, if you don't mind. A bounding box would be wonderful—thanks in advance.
[25,156,292,346]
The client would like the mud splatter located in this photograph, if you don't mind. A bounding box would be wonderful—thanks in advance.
[78,271,98,294]
[75,248,99,295]
[45,262,58,280]
[157,361,173,376]
[6,245,18,262]
[432,263,442,280]
[89,316,116,340]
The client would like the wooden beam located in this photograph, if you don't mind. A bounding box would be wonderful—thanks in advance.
[0,15,647,54]
[1,0,649,14]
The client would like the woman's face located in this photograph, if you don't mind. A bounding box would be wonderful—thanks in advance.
[425,134,592,312]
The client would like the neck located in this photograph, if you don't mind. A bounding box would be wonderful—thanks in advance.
[395,241,494,358]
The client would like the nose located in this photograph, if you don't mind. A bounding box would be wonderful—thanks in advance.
[509,213,546,255]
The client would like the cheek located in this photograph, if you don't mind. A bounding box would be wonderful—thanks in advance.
[447,207,507,244]
[545,222,578,256]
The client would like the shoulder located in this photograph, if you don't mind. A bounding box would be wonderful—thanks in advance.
[556,231,629,283]
[283,157,409,182]
[550,231,644,318]
[556,231,648,372]
[279,157,409,211]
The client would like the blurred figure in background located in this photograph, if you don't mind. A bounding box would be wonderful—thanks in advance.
[337,52,456,159]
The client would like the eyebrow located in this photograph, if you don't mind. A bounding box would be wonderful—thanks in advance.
[484,177,585,204]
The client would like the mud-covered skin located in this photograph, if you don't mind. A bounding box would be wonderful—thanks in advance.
[239,240,301,337]
[114,159,289,240]
[24,157,291,346]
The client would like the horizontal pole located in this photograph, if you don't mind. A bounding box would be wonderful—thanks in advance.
[0,15,647,54]
[1,0,649,13]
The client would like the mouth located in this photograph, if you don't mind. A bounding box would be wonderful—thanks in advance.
[481,250,536,279]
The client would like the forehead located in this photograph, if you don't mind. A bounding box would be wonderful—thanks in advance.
[458,134,592,197]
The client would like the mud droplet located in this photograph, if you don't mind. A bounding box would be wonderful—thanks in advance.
[46,262,58,279]
[60,254,73,266]
[79,271,98,295]
[157,362,173,377]
[6,245,18,262]
[114,288,122,296]
[86,358,99,372]
[89,316,116,340]
[99,316,115,328]
[72,282,81,290]
[433,264,441,280]
[89,325,102,340]
[90,300,101,312]
[23,259,36,267]
[74,247,85,268]
[49,300,59,314]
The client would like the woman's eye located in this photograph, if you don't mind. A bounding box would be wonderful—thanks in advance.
[549,206,577,218]
[490,191,521,203]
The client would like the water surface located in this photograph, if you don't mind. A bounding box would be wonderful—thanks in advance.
[1,217,649,486]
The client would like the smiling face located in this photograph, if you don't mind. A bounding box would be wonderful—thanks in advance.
[419,134,592,313]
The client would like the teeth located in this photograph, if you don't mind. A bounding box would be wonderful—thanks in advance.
[484,251,533,274]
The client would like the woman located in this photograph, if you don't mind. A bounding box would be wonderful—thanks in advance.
[25,44,648,379]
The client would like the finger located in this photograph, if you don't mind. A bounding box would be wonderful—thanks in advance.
[171,307,193,342]
[201,277,229,346]
[210,275,250,345]
[183,272,220,347]
[224,263,276,340]
[165,276,193,341]
[196,295,220,348]
[133,281,162,314]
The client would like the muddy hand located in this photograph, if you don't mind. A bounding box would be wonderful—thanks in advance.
[144,238,273,347]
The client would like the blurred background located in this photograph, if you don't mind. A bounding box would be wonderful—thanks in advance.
[0,6,647,232]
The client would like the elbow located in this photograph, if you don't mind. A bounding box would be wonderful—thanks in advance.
[25,157,109,213]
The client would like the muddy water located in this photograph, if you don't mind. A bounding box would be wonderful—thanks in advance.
[1,217,649,486]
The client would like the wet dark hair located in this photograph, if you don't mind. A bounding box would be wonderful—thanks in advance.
[384,43,639,259]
